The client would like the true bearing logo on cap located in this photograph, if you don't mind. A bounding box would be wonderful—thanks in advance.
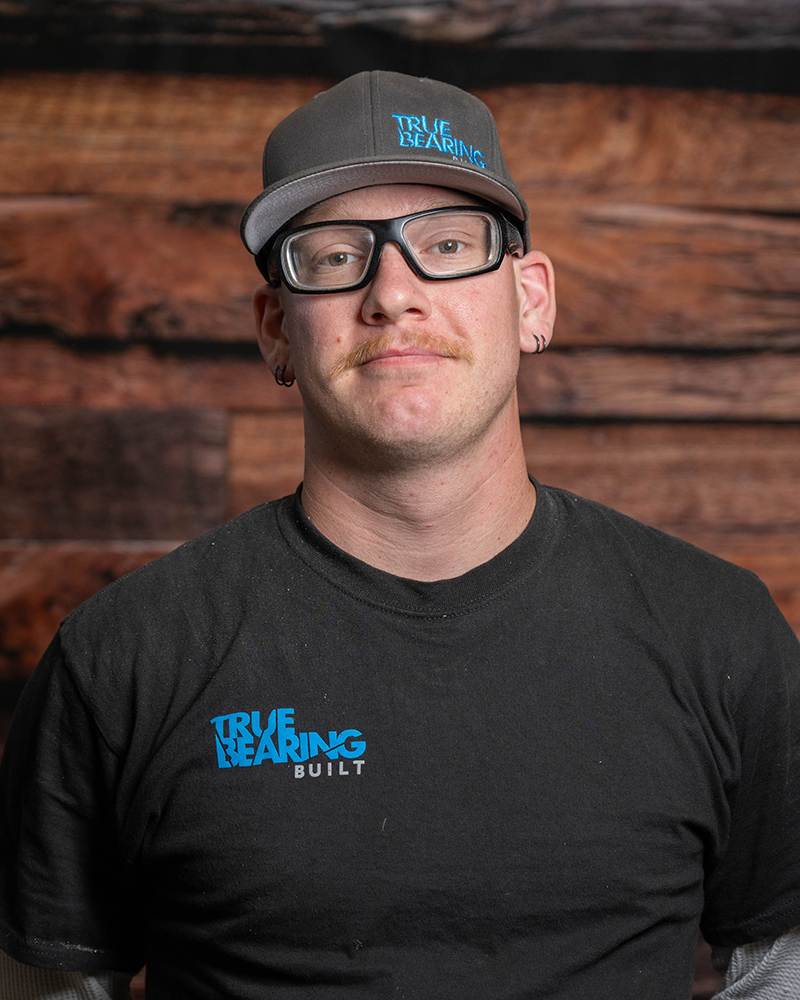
[390,113,486,169]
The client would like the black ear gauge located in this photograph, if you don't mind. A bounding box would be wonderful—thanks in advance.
[532,334,548,354]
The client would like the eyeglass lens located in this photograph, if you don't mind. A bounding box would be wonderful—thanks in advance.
[282,211,501,291]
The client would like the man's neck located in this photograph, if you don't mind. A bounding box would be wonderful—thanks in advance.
[299,433,536,582]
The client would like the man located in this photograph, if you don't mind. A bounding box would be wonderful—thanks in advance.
[1,71,799,1000]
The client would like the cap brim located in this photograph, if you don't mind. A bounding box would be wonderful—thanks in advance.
[241,159,529,255]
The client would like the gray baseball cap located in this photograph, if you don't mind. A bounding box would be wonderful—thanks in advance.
[240,70,529,257]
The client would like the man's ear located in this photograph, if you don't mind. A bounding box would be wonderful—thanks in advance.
[515,251,556,354]
[253,283,295,382]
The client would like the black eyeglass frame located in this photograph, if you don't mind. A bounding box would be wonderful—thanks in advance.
[256,206,525,294]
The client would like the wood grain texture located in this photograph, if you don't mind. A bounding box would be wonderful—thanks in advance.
[490,85,800,212]
[2,0,799,48]
[694,938,723,1000]
[1,74,797,349]
[517,349,800,420]
[532,202,800,348]
[228,411,306,517]
[0,197,255,341]
[521,422,800,531]
[0,72,324,200]
[0,408,228,539]
[0,66,794,1000]
[1,74,798,210]
[0,337,301,409]
[130,970,145,999]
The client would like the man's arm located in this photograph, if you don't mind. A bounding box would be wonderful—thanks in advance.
[713,926,800,998]
[0,950,132,1000]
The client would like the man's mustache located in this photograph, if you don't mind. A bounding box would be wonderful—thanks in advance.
[329,332,475,381]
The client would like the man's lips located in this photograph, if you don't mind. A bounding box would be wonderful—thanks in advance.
[365,345,443,362]
[329,332,474,380]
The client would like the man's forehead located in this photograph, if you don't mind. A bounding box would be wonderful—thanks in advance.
[294,183,485,227]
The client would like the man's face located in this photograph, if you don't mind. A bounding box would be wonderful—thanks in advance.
[255,184,554,469]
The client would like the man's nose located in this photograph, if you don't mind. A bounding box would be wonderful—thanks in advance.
[360,242,432,325]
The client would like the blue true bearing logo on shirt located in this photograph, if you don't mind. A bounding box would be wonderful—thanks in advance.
[210,707,366,779]
[391,113,487,169]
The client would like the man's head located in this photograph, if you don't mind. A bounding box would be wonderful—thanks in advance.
[243,73,555,471]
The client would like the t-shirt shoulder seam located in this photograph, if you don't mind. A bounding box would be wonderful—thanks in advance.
[64,503,275,629]
[58,503,283,755]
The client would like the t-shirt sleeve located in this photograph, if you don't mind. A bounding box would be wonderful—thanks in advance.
[701,589,800,947]
[0,632,144,973]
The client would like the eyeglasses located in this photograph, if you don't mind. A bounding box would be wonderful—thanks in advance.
[258,206,524,294]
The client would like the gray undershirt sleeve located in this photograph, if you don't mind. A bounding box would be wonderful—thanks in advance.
[0,950,132,1000]
[713,926,800,998]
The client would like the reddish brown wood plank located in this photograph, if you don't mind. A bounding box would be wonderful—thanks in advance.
[490,84,800,211]
[518,348,800,420]
[0,542,176,678]
[0,337,302,409]
[0,408,227,539]
[0,196,257,341]
[1,74,798,211]
[2,0,799,49]
[531,201,800,348]
[521,422,800,531]
[228,412,305,518]
[0,72,327,200]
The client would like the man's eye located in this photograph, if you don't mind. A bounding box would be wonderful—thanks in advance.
[311,249,361,270]
[435,239,462,255]
[326,251,355,267]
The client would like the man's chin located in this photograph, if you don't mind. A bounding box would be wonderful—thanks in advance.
[343,421,486,472]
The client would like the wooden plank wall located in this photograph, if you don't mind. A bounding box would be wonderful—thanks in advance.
[3,0,800,49]
[2,67,798,999]
[2,71,800,697]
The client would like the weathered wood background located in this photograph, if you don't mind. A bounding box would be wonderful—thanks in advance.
[3,72,799,685]
[1,16,799,994]
[4,0,800,48]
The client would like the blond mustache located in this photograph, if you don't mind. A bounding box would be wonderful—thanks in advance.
[329,333,474,381]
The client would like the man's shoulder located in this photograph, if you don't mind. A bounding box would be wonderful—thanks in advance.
[541,482,768,602]
[46,499,297,724]
[63,499,288,635]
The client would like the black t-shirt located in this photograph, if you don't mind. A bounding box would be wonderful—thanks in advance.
[2,483,800,999]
